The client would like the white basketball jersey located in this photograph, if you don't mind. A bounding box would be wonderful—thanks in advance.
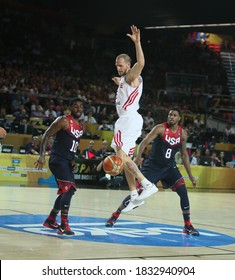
[115,75,143,117]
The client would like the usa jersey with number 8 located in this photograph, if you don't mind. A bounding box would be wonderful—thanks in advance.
[148,122,183,167]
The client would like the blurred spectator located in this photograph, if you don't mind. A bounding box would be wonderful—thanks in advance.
[204,148,211,157]
[108,91,116,103]
[193,114,204,130]
[54,104,63,117]
[96,140,112,159]
[18,108,29,122]
[10,118,20,133]
[13,104,29,121]
[190,148,201,165]
[45,103,57,119]
[43,113,55,127]
[0,108,6,120]
[224,122,235,143]
[211,151,221,167]
[108,111,117,130]
[97,119,112,131]
[84,110,97,125]
[18,118,34,135]
[144,111,155,129]
[31,105,45,118]
[10,95,21,114]
[218,151,226,167]
[26,136,40,155]
[31,100,44,116]
[143,111,155,132]
[81,140,96,159]
[144,120,155,132]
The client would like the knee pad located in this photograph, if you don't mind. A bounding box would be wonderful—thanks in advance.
[61,187,75,209]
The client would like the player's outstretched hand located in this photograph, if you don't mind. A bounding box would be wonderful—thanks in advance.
[112,77,120,85]
[189,176,197,188]
[34,156,45,170]
[127,25,140,43]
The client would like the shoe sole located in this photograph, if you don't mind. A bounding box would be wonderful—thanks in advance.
[43,222,59,230]
[121,200,145,213]
[182,230,200,236]
[57,230,75,235]
[105,222,115,227]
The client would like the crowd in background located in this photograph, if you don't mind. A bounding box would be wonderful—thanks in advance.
[0,1,235,167]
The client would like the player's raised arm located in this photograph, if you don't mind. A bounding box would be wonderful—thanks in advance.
[126,25,145,85]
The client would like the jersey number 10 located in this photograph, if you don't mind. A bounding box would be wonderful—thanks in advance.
[70,140,79,153]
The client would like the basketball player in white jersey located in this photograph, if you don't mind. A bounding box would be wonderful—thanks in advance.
[111,25,158,212]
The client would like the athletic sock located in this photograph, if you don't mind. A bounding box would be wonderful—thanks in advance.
[113,211,120,218]
[184,217,191,226]
[140,178,152,189]
[130,189,138,201]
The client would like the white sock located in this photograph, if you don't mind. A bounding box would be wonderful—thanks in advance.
[130,189,138,201]
[140,178,152,189]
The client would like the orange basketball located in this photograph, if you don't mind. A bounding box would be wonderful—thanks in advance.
[0,127,7,139]
[103,155,124,176]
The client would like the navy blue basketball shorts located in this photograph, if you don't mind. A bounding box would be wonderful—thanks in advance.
[141,162,185,191]
[49,155,76,194]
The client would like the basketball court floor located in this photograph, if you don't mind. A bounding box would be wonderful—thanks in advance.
[0,183,235,260]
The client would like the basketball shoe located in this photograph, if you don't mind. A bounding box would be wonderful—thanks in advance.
[43,219,59,230]
[121,200,145,213]
[105,212,120,227]
[183,224,199,236]
[135,183,158,201]
[57,222,75,235]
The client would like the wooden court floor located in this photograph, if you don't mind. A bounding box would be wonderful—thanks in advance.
[0,183,235,260]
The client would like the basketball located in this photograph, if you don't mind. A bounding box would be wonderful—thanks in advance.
[0,127,7,139]
[103,155,124,176]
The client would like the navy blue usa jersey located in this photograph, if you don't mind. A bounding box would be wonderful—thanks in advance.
[148,122,183,167]
[51,114,83,161]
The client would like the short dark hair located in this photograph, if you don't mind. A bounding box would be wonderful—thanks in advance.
[169,107,181,117]
[70,98,83,106]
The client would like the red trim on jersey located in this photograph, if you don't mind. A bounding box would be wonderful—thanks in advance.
[122,87,139,110]
[114,130,123,147]
[65,114,83,135]
[128,147,135,157]
[57,180,77,194]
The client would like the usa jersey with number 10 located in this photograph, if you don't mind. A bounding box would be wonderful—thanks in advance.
[51,114,83,160]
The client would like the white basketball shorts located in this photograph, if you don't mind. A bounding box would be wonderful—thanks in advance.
[111,113,143,156]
